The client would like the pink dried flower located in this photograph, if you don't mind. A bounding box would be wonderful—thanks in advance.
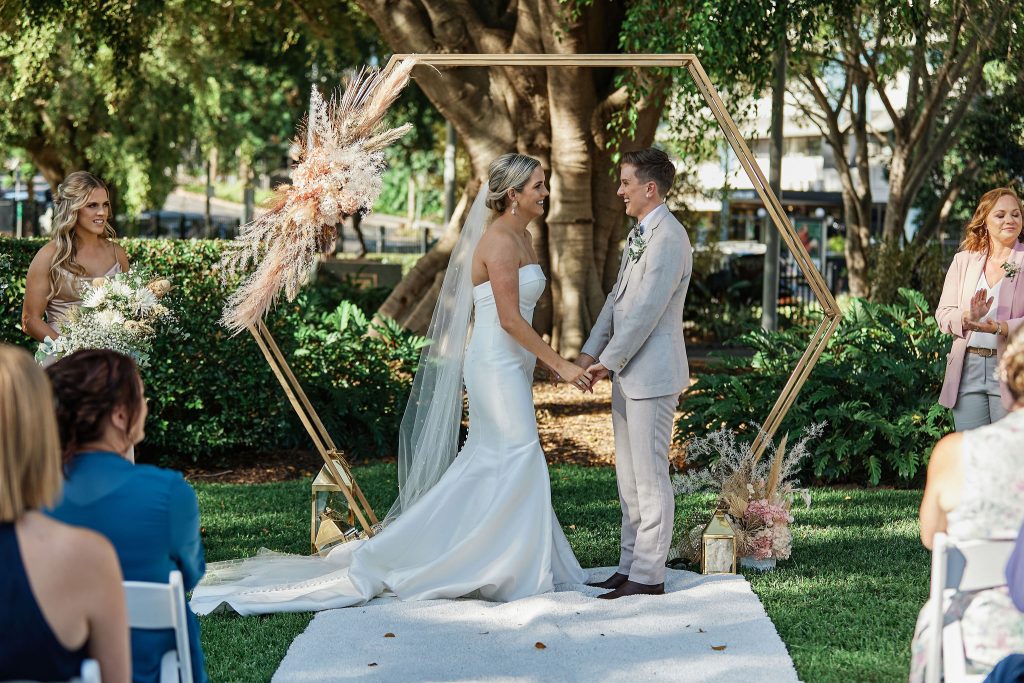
[745,499,791,527]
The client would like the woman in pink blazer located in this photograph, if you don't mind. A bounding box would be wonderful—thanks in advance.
[936,187,1024,430]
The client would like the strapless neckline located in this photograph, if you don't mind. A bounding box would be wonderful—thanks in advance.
[473,263,544,294]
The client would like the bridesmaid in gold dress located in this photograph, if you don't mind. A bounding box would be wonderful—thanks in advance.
[21,172,130,347]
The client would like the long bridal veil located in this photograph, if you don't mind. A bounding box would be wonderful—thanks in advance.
[191,185,491,615]
[386,184,489,523]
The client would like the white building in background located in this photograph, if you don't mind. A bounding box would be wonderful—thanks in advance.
[676,74,909,250]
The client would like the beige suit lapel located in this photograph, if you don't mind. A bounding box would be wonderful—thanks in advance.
[615,211,669,301]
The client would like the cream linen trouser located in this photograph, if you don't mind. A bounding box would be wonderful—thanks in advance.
[611,377,679,585]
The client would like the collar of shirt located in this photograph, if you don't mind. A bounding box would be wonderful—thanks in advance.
[636,202,669,234]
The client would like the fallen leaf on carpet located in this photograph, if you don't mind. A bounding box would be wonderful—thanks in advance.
[535,642,546,649]
[368,663,377,667]
[711,645,727,651]
[384,633,395,638]
[698,628,705,633]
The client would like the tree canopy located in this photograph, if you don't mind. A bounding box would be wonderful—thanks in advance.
[0,0,377,214]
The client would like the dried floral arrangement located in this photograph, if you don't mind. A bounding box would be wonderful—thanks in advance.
[220,59,417,333]
[35,271,176,369]
[673,423,825,564]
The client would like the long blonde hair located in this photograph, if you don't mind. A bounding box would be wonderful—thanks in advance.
[0,345,63,522]
[959,187,1024,253]
[48,171,117,299]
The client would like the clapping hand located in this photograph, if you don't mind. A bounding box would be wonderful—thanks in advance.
[963,290,995,331]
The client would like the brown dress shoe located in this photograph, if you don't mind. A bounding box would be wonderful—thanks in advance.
[597,579,665,599]
[586,572,629,590]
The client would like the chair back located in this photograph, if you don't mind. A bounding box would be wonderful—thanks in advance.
[926,532,1016,683]
[123,571,194,683]
[78,659,101,683]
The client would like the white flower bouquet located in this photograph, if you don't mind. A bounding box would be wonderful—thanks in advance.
[36,271,176,369]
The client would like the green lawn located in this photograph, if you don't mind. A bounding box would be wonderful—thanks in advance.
[195,464,927,682]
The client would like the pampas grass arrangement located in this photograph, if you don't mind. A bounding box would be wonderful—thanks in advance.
[220,59,417,333]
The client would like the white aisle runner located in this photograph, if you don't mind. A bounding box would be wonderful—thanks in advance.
[272,568,799,682]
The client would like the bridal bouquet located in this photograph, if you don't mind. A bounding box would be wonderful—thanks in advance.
[673,423,824,566]
[36,270,176,369]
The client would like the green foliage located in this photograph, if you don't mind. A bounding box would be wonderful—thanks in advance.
[290,301,430,454]
[0,237,423,461]
[677,288,952,485]
[0,0,379,212]
[914,81,1024,242]
[869,238,950,310]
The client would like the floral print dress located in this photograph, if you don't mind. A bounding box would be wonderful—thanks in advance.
[909,410,1024,681]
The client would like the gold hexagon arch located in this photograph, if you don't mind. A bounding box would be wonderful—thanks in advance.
[383,53,843,457]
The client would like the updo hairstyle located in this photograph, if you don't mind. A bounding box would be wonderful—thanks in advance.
[484,154,541,214]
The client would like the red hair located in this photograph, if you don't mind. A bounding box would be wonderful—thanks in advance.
[959,187,1024,252]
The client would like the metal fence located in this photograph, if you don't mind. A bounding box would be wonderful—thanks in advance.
[778,248,846,325]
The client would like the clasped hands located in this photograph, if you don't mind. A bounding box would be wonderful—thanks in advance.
[962,290,1008,336]
[543,353,609,393]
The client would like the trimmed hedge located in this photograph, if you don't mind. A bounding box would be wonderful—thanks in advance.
[677,288,953,486]
[1,237,420,463]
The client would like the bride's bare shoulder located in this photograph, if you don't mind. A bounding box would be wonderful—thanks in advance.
[475,224,517,260]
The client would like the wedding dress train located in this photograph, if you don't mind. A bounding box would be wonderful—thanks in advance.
[190,264,586,615]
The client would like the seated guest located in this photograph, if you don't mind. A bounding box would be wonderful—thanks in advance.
[46,349,208,683]
[910,328,1024,682]
[0,344,129,682]
[983,522,1024,683]
[1011,519,1024,612]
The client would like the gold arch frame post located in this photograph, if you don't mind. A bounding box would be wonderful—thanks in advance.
[248,320,379,538]
[383,53,842,457]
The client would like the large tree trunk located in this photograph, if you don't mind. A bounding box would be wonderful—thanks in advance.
[356,0,665,355]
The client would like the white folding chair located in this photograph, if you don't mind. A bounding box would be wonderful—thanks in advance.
[123,570,194,683]
[11,658,102,683]
[77,659,101,683]
[925,532,1016,683]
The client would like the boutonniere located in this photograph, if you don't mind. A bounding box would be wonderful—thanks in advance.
[627,231,648,263]
[1002,261,1020,280]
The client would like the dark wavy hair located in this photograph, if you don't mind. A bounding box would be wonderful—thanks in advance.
[45,349,143,465]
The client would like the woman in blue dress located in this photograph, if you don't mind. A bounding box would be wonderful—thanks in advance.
[47,349,208,683]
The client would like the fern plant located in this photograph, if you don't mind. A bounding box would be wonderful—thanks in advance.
[677,288,951,485]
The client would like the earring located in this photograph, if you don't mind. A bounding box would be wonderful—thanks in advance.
[511,199,519,216]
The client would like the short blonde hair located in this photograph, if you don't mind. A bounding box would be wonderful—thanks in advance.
[0,345,63,522]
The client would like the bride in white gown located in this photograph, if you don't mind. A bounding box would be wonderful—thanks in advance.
[191,154,591,616]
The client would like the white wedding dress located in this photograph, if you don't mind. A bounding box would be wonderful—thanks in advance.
[190,264,587,615]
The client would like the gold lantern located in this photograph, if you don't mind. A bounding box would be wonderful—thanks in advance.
[310,458,363,554]
[701,509,737,574]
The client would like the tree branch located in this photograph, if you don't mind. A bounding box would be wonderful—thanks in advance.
[907,5,1008,150]
[913,159,980,245]
[904,60,988,201]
